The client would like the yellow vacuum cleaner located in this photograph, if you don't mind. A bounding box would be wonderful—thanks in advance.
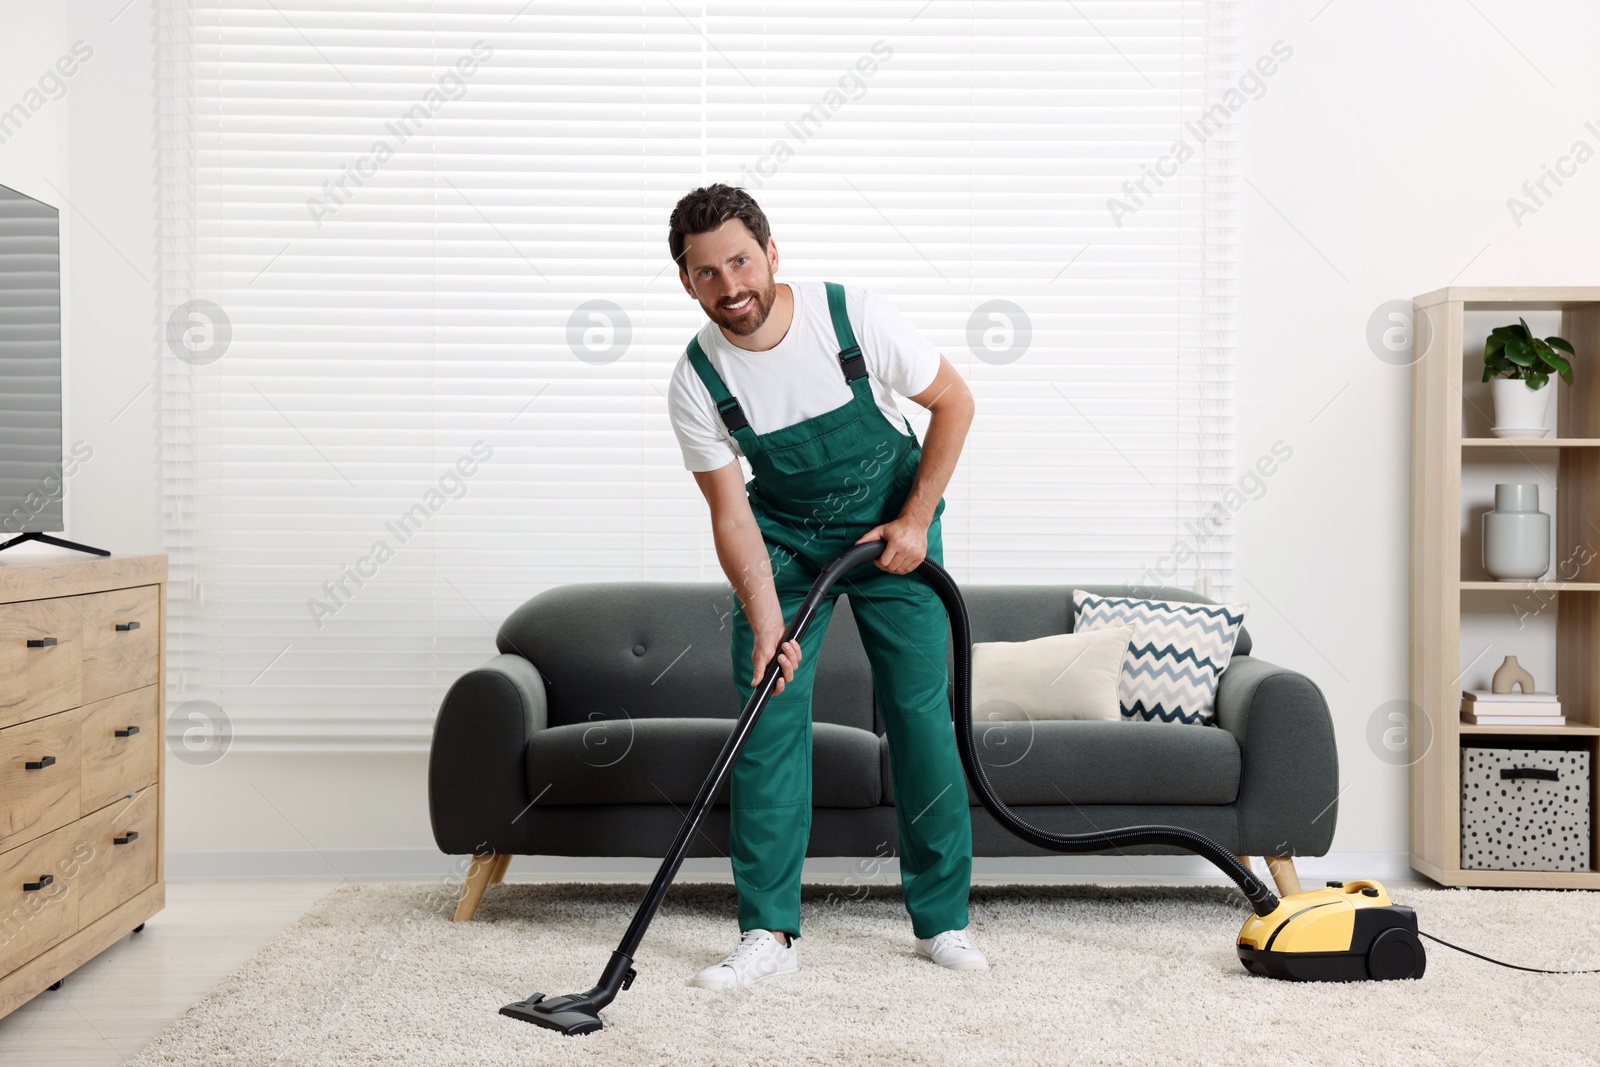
[1237,879,1424,981]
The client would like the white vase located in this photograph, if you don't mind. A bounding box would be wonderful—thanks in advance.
[1490,377,1553,438]
[1483,483,1550,581]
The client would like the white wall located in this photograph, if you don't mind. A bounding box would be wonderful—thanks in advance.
[61,1,161,556]
[0,7,69,207]
[6,0,1597,879]
[1235,0,1600,866]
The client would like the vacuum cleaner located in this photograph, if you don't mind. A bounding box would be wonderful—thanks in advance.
[500,540,1433,1035]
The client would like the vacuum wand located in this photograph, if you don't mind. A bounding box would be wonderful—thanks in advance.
[498,544,887,1033]
[500,539,1279,1034]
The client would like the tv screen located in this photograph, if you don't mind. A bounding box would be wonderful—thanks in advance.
[0,183,63,537]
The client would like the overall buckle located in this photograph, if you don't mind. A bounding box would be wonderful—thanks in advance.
[716,397,750,433]
[838,345,866,382]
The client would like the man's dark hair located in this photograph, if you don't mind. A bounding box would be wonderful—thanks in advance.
[668,183,772,270]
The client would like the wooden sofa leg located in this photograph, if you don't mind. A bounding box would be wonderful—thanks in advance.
[1265,855,1302,897]
[489,853,512,885]
[454,853,498,922]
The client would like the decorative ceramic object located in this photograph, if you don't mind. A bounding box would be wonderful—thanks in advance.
[1483,483,1550,581]
[1490,377,1553,438]
[1491,655,1536,695]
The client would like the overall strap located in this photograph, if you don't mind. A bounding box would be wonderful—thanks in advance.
[824,282,867,384]
[825,281,919,444]
[684,335,751,434]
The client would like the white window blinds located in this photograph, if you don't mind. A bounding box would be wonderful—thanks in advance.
[157,0,1239,750]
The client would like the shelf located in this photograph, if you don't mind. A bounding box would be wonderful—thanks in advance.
[1459,580,1600,591]
[1413,286,1600,310]
[1410,856,1600,889]
[1412,292,1600,890]
[1462,437,1600,447]
[1459,722,1600,736]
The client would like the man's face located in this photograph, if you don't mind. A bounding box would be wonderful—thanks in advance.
[680,219,778,337]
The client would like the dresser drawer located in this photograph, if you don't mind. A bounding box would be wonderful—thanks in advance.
[0,820,83,969]
[80,587,160,705]
[76,793,158,929]
[0,597,83,730]
[0,709,82,853]
[80,687,159,815]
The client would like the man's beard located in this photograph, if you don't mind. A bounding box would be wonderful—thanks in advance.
[708,274,778,336]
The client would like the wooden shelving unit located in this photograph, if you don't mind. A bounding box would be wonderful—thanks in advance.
[1410,286,1600,889]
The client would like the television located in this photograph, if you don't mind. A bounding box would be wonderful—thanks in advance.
[0,182,102,556]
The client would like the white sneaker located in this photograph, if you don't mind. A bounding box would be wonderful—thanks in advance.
[914,927,989,970]
[690,929,798,989]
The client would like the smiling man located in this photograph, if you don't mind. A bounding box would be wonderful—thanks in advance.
[665,183,986,989]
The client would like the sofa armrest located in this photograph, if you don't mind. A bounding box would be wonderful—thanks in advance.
[428,653,548,856]
[1214,655,1340,858]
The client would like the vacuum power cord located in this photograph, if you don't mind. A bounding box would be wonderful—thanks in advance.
[1417,930,1600,975]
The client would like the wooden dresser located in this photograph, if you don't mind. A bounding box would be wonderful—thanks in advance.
[0,553,166,1019]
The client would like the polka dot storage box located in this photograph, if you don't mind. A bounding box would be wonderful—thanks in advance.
[1461,744,1591,872]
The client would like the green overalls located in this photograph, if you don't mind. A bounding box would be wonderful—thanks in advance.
[684,281,972,942]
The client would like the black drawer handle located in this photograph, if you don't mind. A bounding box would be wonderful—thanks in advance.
[114,830,140,845]
[25,755,56,770]
[26,637,57,648]
[1501,767,1561,781]
[23,874,54,892]
[115,621,141,632]
[115,725,141,737]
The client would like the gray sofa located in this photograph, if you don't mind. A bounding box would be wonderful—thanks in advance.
[429,582,1339,920]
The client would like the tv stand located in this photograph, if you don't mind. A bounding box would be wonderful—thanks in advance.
[0,531,110,557]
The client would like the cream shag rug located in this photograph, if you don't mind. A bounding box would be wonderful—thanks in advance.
[125,880,1600,1066]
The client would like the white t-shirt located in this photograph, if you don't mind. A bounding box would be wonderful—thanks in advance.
[667,280,941,473]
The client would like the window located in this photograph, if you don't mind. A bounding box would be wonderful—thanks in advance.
[157,0,1238,748]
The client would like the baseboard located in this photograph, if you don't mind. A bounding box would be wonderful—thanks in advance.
[166,847,1418,884]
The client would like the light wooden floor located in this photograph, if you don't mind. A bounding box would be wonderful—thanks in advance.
[0,879,342,1067]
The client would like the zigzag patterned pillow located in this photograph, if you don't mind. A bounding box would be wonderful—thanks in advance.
[1071,590,1248,726]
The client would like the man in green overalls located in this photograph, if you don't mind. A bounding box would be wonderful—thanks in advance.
[665,184,987,989]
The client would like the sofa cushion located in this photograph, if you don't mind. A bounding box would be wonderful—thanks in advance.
[528,717,883,808]
[1072,590,1248,726]
[972,626,1132,721]
[880,720,1240,806]
[498,583,876,732]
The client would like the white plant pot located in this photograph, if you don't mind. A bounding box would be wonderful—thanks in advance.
[1491,377,1553,438]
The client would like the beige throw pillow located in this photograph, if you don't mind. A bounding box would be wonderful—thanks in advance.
[971,625,1134,721]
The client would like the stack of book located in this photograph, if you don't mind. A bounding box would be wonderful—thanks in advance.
[1460,689,1564,726]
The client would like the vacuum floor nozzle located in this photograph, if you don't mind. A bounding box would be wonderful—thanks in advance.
[499,992,606,1036]
[501,950,636,1034]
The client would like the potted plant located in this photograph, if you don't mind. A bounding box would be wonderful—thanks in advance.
[1482,318,1575,438]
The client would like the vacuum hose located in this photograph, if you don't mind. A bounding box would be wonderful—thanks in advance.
[819,541,1282,918]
